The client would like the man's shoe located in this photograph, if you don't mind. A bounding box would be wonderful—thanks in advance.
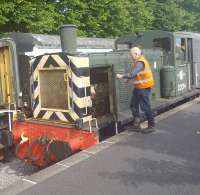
[141,126,155,134]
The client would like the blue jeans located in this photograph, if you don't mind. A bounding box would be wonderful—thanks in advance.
[130,88,154,126]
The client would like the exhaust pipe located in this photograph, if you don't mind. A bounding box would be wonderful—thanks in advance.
[60,24,77,53]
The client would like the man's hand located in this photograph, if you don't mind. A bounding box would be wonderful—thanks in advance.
[124,78,130,83]
[116,74,124,79]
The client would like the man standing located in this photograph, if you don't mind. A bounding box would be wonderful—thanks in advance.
[116,47,155,133]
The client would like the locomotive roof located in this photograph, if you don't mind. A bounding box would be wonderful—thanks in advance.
[174,31,200,39]
[1,33,115,54]
[116,30,200,46]
[115,30,173,45]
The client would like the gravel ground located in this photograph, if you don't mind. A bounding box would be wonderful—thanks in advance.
[0,157,38,191]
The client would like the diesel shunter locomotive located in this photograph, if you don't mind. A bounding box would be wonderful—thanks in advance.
[0,25,200,166]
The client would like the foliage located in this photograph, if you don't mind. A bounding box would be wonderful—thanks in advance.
[179,0,200,31]
[0,0,199,37]
[0,0,64,34]
[56,0,155,37]
[152,0,195,31]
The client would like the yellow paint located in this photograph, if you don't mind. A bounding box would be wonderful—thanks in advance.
[0,47,13,104]
[68,55,89,68]
[64,70,71,111]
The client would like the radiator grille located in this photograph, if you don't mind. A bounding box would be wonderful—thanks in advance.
[39,69,68,110]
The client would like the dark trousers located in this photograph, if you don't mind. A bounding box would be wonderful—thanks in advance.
[130,88,155,126]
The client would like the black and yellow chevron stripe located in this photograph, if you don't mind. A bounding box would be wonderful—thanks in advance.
[30,53,92,123]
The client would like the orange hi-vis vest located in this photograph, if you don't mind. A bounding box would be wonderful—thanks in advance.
[132,55,155,89]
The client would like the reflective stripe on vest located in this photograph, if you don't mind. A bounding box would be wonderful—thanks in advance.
[133,77,154,84]
[132,55,155,89]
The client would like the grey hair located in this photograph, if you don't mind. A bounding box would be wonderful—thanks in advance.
[130,47,141,55]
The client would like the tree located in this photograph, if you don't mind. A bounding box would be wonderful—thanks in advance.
[0,0,64,35]
[179,0,200,31]
[56,0,155,37]
[151,0,195,31]
[0,0,199,36]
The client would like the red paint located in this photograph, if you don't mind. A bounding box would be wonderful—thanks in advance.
[13,121,97,167]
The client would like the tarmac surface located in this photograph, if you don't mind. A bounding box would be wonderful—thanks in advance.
[2,97,200,195]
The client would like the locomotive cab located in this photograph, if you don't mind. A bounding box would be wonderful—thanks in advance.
[116,30,200,98]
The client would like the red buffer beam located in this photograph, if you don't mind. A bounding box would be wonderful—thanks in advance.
[13,121,97,167]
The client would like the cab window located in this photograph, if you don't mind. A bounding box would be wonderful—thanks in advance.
[153,37,171,52]
[153,37,171,66]
[175,38,186,63]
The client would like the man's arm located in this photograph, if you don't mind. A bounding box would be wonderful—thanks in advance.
[116,62,144,80]
[122,62,144,79]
